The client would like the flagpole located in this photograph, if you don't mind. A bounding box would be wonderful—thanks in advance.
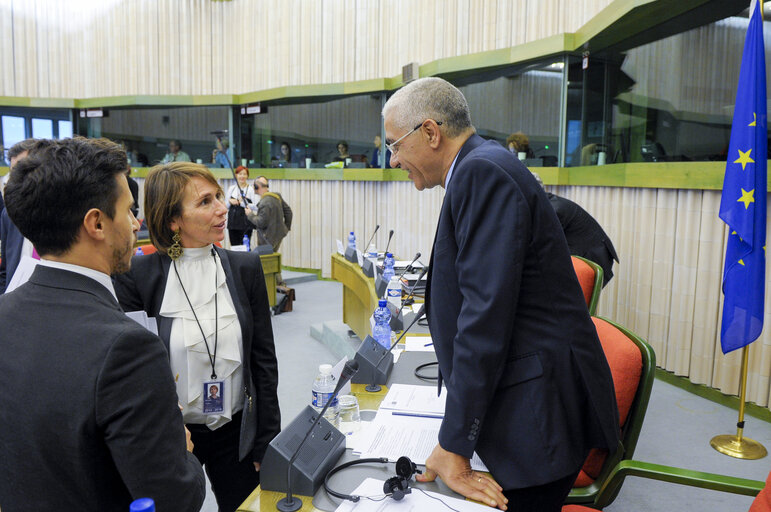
[710,346,767,459]
[710,0,767,462]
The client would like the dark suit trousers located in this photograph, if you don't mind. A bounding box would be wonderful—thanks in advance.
[188,411,259,512]
[503,469,580,512]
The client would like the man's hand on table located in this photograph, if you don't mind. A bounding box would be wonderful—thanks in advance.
[416,443,507,510]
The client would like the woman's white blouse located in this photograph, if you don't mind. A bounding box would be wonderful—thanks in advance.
[160,245,244,429]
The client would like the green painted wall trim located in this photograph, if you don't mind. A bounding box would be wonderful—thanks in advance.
[74,94,237,108]
[13,161,767,191]
[0,96,75,108]
[655,368,771,424]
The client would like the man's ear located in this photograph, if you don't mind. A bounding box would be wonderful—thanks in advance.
[424,120,442,149]
[82,208,106,241]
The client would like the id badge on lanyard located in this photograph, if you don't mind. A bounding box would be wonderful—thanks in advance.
[203,380,225,414]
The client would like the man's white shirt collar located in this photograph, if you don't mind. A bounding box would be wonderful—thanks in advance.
[38,259,117,301]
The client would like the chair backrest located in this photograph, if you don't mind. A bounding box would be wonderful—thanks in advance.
[567,316,656,505]
[572,256,603,315]
[137,244,157,255]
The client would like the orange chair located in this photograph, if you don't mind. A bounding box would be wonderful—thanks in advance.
[565,317,655,507]
[136,244,157,255]
[572,256,603,315]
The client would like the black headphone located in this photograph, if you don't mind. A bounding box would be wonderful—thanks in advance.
[324,456,421,502]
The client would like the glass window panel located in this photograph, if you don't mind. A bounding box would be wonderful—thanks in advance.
[31,118,54,139]
[2,116,26,164]
[240,95,384,169]
[81,106,231,167]
[458,62,563,168]
[573,12,771,165]
[58,120,73,139]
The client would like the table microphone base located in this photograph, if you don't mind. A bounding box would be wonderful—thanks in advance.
[276,496,302,512]
[365,383,382,392]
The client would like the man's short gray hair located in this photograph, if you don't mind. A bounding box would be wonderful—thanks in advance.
[382,77,473,138]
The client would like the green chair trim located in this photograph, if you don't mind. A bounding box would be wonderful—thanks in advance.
[573,255,604,315]
[566,316,657,505]
[593,459,764,509]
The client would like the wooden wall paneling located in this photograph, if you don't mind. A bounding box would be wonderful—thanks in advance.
[689,191,726,384]
[647,189,677,364]
[664,189,702,374]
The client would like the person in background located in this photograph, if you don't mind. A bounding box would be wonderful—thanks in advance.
[383,77,618,512]
[370,134,391,168]
[226,165,256,247]
[278,142,292,163]
[0,138,52,293]
[114,162,280,512]
[0,137,205,511]
[506,132,534,159]
[531,172,619,286]
[212,138,231,168]
[161,139,191,163]
[247,176,292,252]
[333,140,350,162]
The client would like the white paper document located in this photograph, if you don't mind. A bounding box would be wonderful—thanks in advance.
[404,336,434,352]
[356,410,488,472]
[379,384,446,415]
[334,477,491,511]
[337,239,345,255]
[394,260,425,269]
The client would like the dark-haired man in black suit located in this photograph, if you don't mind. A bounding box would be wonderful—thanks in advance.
[0,136,205,511]
[383,78,619,512]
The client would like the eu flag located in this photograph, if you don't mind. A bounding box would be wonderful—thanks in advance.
[719,2,767,354]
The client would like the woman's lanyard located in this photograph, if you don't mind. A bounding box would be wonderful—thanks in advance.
[172,248,219,380]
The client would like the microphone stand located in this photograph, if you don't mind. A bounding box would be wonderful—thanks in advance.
[277,363,359,512]
[383,230,394,256]
[366,305,425,393]
[363,224,380,253]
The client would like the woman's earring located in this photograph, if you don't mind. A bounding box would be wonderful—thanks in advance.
[168,230,183,260]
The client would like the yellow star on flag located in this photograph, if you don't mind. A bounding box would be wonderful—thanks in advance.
[734,149,755,170]
[737,188,755,209]
[749,112,757,126]
[738,259,745,266]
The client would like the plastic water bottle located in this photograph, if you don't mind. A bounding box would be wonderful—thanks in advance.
[366,243,378,259]
[382,252,395,281]
[135,246,144,256]
[386,276,402,309]
[373,299,392,348]
[243,233,251,251]
[311,364,339,427]
[130,498,155,512]
[347,231,356,251]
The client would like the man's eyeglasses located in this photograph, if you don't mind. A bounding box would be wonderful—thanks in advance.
[386,120,442,154]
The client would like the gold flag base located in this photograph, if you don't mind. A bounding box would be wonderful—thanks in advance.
[710,434,767,459]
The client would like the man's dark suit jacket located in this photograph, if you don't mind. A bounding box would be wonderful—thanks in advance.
[547,192,619,286]
[426,134,619,491]
[114,246,281,463]
[0,266,205,511]
[0,209,24,293]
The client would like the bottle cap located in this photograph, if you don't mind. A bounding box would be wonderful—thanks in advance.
[379,299,387,307]
[386,252,393,257]
[130,498,155,512]
[319,364,333,375]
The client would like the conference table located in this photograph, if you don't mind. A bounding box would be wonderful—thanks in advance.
[238,255,449,512]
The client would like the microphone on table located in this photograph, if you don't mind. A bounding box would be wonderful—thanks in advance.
[394,266,428,317]
[363,224,380,253]
[383,229,395,256]
[277,360,359,512]
[365,305,425,392]
[396,252,422,281]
